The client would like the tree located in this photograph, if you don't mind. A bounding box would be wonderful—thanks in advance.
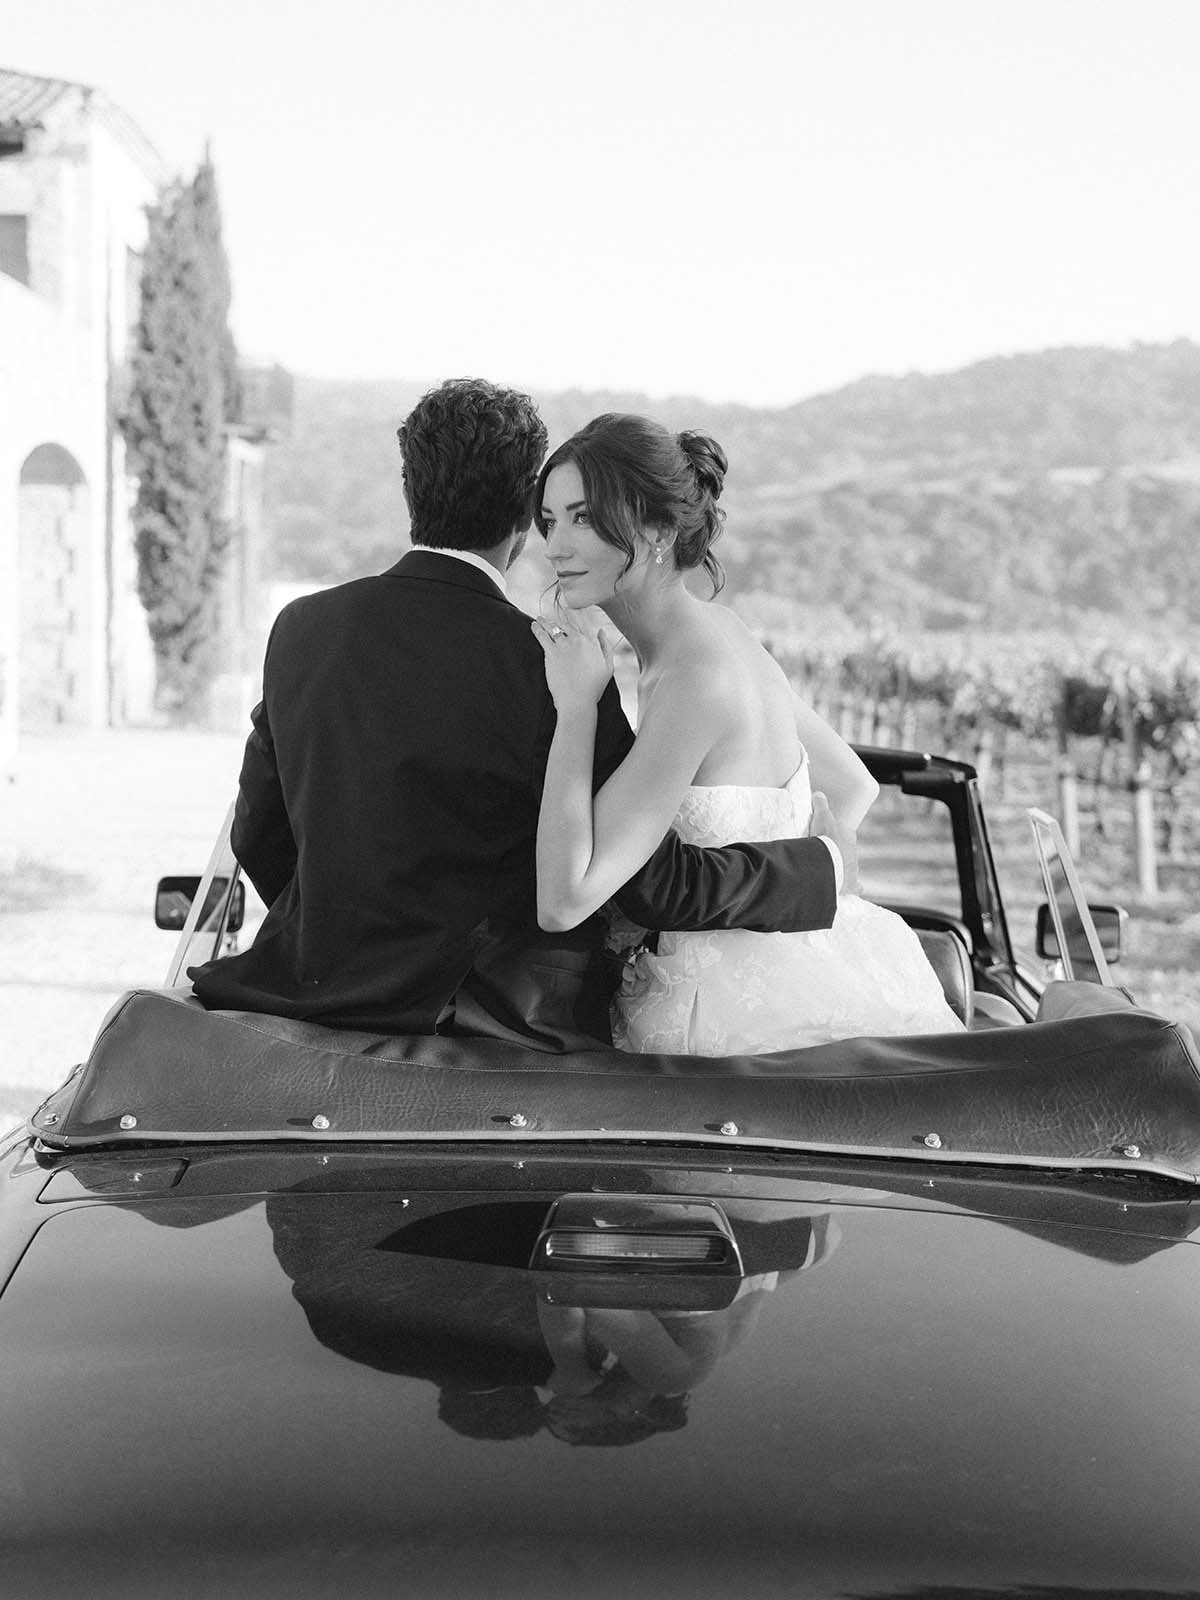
[122,154,238,719]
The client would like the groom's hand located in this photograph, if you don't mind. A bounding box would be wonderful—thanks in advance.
[810,791,861,897]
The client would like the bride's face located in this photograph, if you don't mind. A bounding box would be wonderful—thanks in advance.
[540,461,652,610]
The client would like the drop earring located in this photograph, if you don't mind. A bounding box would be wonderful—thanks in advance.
[654,546,664,565]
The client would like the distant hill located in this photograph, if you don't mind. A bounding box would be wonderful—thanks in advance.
[771,339,1200,480]
[263,341,1200,632]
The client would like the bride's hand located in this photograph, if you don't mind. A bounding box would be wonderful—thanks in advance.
[532,615,615,712]
[810,790,862,897]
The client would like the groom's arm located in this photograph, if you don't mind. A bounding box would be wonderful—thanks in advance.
[589,682,839,935]
[231,695,297,908]
[614,828,838,934]
[230,626,298,908]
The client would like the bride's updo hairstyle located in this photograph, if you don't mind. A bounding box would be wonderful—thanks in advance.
[534,413,727,595]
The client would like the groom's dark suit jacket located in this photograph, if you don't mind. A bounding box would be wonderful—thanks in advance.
[189,550,837,1045]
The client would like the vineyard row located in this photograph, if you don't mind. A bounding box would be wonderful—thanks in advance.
[770,634,1200,895]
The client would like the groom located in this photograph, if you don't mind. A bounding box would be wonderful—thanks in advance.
[190,378,846,1048]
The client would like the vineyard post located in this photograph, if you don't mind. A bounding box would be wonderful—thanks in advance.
[993,723,1008,801]
[1131,759,1160,897]
[973,724,995,792]
[1057,761,1081,856]
[1117,671,1159,897]
[1093,743,1113,840]
[1054,694,1080,856]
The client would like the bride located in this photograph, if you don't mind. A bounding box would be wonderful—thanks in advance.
[530,413,963,1055]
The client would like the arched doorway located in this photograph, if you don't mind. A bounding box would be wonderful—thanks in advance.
[18,443,90,728]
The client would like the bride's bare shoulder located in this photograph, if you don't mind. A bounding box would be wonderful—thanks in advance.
[690,603,793,688]
[637,621,745,737]
[667,609,758,695]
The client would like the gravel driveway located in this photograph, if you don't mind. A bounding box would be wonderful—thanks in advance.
[0,727,249,1128]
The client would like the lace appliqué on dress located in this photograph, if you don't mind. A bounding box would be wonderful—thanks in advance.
[612,754,964,1056]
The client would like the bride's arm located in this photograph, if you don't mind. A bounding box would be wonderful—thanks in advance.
[532,622,730,933]
[793,694,879,830]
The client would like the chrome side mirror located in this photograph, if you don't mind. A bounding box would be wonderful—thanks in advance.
[1036,901,1125,964]
[155,875,246,933]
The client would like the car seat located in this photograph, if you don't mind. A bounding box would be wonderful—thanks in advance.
[915,927,974,1028]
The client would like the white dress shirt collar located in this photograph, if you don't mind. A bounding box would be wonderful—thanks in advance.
[416,545,508,596]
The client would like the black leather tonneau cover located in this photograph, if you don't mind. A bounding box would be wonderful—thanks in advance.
[30,984,1200,1180]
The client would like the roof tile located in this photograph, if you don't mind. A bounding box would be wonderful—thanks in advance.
[0,67,74,132]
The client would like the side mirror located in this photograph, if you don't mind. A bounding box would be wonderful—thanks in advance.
[155,875,246,933]
[1035,902,1125,964]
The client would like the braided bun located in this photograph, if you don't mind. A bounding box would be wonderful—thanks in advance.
[678,431,728,501]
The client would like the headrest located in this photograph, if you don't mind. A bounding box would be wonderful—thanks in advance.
[916,928,974,1027]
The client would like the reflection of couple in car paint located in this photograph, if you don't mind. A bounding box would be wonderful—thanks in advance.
[262,1191,840,1449]
[443,1214,842,1449]
[534,1272,790,1447]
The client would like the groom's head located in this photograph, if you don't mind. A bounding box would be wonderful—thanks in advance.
[398,378,548,552]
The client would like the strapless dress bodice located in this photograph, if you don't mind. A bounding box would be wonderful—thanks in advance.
[673,756,812,849]
[614,745,964,1055]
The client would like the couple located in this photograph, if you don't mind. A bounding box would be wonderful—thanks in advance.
[190,378,960,1053]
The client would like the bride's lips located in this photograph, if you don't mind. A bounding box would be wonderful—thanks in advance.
[555,572,587,583]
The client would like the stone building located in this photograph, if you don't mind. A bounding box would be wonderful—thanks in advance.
[0,67,280,772]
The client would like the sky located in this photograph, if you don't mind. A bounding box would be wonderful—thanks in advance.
[5,0,1199,405]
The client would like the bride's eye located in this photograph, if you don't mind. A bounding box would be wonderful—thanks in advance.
[573,509,591,525]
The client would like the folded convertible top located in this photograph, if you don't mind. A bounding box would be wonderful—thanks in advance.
[30,983,1200,1182]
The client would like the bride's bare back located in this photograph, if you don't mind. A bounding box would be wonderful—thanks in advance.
[635,595,878,836]
[638,602,803,789]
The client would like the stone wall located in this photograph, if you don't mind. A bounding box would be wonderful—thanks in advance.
[0,89,159,771]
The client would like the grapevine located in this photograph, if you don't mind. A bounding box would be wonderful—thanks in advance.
[764,622,1200,881]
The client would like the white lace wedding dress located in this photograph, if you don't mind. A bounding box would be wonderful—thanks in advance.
[612,750,965,1055]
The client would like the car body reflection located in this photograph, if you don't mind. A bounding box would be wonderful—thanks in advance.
[266,1193,840,1447]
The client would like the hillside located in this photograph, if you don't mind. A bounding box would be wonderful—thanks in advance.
[262,341,1200,632]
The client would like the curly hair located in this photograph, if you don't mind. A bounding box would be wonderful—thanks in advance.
[397,378,549,551]
[437,1384,546,1442]
[533,413,726,595]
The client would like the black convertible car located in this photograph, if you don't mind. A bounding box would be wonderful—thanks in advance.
[3,749,1199,1599]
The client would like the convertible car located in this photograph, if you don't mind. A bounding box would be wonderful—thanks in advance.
[3,749,1199,1598]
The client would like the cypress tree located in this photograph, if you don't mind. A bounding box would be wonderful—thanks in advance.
[122,155,238,720]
